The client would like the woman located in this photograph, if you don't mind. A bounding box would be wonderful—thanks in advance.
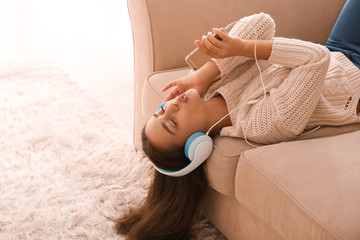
[115,1,360,239]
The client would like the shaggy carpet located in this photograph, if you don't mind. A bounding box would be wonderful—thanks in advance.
[0,57,225,239]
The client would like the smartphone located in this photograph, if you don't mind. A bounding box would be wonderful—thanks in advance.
[185,34,222,70]
[185,22,237,70]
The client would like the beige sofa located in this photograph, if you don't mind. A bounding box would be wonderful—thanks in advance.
[127,0,360,239]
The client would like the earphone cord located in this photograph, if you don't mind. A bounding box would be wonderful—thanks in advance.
[206,100,254,136]
[206,20,266,148]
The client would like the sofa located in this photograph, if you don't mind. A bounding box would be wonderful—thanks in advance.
[127,0,360,239]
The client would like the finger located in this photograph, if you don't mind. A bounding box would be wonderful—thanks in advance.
[206,32,223,48]
[202,35,216,52]
[202,35,211,49]
[164,82,186,101]
[164,92,175,102]
[202,35,221,57]
[195,39,211,56]
[212,28,229,41]
[161,81,176,92]
[164,88,180,102]
[194,39,201,47]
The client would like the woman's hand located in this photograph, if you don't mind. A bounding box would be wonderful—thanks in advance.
[161,73,207,102]
[195,28,244,59]
[196,28,274,60]
[162,61,221,102]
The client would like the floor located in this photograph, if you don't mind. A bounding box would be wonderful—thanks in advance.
[0,0,134,132]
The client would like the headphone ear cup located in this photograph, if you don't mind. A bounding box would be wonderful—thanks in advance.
[185,132,213,161]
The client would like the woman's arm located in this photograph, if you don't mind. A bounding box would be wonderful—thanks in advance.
[162,36,274,101]
[196,31,273,60]
[162,13,275,101]
[236,38,331,144]
[204,13,276,77]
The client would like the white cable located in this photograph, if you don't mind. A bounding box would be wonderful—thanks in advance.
[206,19,267,148]
[206,100,256,136]
[242,20,266,148]
[213,144,243,158]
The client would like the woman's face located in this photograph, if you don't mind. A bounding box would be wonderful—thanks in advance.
[145,89,209,152]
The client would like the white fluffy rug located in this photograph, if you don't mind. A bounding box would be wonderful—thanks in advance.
[0,58,224,239]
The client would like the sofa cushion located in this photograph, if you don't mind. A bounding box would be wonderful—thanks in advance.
[235,130,360,240]
[206,123,360,197]
[144,69,360,198]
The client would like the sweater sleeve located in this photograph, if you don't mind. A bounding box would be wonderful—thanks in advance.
[238,37,331,144]
[213,12,276,78]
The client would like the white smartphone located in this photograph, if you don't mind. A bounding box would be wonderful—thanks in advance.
[185,34,222,70]
[185,22,237,70]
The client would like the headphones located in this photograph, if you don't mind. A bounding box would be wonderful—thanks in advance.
[152,102,214,177]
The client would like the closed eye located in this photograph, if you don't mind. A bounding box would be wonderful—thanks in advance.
[159,104,177,128]
[161,105,177,127]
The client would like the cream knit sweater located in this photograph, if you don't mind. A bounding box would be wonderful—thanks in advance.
[204,13,360,144]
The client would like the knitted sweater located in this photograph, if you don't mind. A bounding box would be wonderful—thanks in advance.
[204,13,360,144]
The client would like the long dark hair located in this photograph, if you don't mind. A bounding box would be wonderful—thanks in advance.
[114,126,208,240]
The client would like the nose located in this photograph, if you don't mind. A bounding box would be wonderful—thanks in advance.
[166,99,179,113]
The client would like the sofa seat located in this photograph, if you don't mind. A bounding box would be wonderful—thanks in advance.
[234,130,360,240]
[201,130,360,240]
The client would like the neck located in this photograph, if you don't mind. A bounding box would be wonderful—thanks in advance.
[204,96,232,135]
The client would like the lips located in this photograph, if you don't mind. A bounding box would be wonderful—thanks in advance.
[178,93,189,102]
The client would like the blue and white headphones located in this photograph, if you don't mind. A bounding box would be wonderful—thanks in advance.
[152,102,214,177]
[152,97,260,177]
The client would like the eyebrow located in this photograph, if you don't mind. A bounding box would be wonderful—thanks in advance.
[153,113,175,135]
